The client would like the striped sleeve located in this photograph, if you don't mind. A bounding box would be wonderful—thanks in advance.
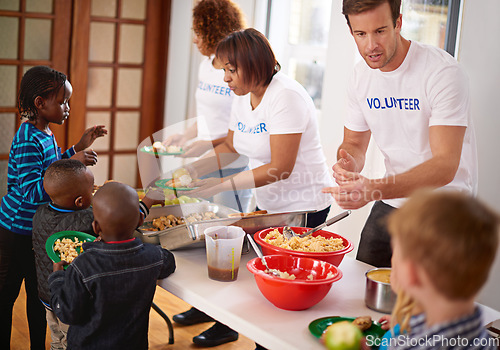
[13,138,50,204]
[139,201,149,217]
[62,146,76,159]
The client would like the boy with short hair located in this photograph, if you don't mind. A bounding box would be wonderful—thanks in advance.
[32,159,95,349]
[387,190,499,350]
[48,181,175,349]
[33,159,164,349]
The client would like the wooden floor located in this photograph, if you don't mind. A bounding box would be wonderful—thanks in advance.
[11,283,255,349]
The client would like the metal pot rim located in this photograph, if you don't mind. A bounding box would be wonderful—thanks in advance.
[365,267,392,285]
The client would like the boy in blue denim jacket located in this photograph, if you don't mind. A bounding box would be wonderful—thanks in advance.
[49,181,176,350]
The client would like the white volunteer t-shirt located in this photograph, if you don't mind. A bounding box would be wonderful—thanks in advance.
[229,72,334,213]
[346,41,478,208]
[195,55,233,141]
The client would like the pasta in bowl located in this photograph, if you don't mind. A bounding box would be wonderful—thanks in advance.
[254,227,353,267]
[45,231,96,268]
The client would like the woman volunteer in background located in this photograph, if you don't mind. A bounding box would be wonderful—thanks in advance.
[164,0,249,347]
[163,0,252,214]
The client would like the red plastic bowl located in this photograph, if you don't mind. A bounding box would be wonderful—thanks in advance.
[254,227,353,267]
[246,255,342,310]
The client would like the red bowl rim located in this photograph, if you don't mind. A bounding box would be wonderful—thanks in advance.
[246,255,343,285]
[253,227,354,256]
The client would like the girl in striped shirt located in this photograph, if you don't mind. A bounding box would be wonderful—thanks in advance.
[0,66,106,349]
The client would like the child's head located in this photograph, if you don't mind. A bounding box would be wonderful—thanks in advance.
[91,182,143,242]
[44,159,94,210]
[388,190,499,301]
[18,66,72,124]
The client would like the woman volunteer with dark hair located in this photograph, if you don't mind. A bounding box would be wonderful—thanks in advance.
[188,28,334,227]
[187,30,334,349]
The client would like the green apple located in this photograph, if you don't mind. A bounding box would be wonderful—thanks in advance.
[163,188,176,200]
[322,321,363,350]
[178,195,190,202]
[164,199,174,206]
[186,197,199,203]
[171,198,180,205]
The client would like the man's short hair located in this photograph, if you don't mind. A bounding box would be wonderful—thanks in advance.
[342,0,401,29]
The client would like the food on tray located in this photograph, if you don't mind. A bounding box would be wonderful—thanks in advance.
[53,238,84,263]
[352,316,372,332]
[147,215,185,230]
[263,228,345,252]
[228,210,268,218]
[366,269,391,284]
[185,211,220,224]
[152,141,182,154]
[321,321,363,350]
[141,210,220,232]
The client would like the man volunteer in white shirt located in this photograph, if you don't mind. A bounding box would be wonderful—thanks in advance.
[323,0,477,267]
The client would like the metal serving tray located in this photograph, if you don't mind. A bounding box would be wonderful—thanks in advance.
[136,201,314,250]
[186,210,312,254]
[136,202,239,250]
[187,211,311,239]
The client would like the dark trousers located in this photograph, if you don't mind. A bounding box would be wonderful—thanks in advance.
[356,201,396,268]
[254,206,331,229]
[0,226,46,350]
[305,206,330,228]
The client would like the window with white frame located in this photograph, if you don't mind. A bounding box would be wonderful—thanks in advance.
[267,0,332,110]
[401,0,461,56]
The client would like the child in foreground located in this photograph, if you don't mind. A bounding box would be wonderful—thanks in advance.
[0,65,106,349]
[48,181,175,349]
[382,190,499,350]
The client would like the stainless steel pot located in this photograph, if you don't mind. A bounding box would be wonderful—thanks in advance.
[364,267,397,314]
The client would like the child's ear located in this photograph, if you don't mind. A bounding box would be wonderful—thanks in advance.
[407,260,423,287]
[34,96,45,110]
[92,220,101,236]
[75,196,84,208]
[137,211,145,228]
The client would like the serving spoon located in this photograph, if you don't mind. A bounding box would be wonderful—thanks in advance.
[283,210,351,240]
[246,233,281,277]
